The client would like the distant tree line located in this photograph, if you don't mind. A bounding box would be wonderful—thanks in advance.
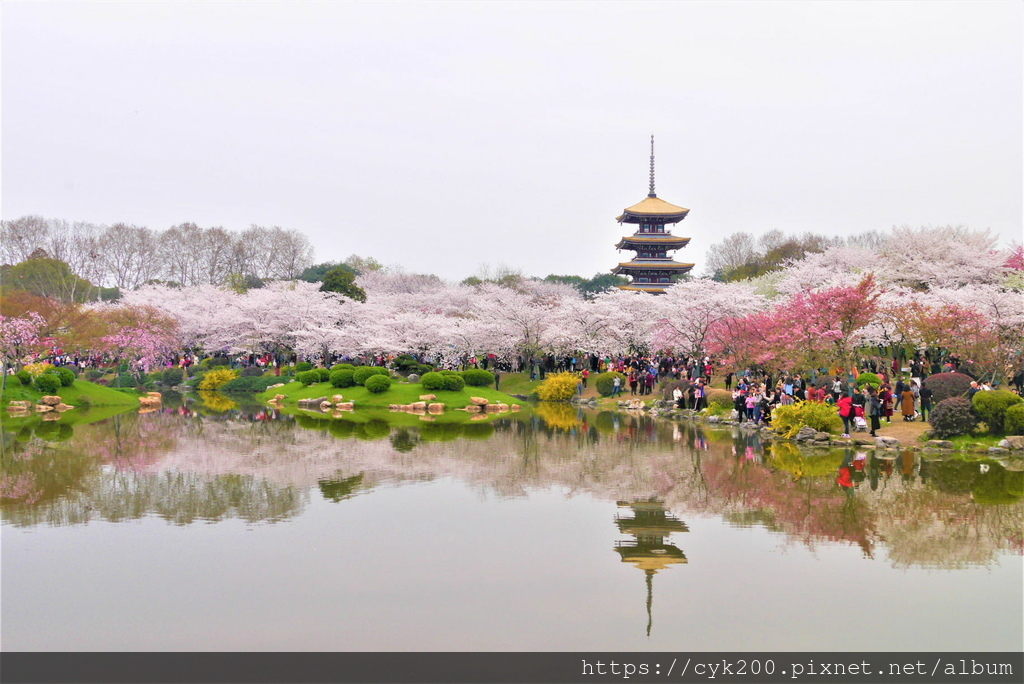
[0,216,315,297]
[705,228,886,281]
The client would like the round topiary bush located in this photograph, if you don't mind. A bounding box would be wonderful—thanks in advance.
[929,397,979,439]
[54,367,76,387]
[1005,403,1024,436]
[240,366,264,377]
[34,373,61,394]
[314,367,331,382]
[420,372,446,391]
[442,373,466,392]
[330,369,355,388]
[353,366,389,386]
[296,370,320,386]
[462,369,495,387]
[207,357,230,367]
[706,388,734,408]
[330,363,355,372]
[364,374,392,393]
[855,372,882,389]
[595,371,627,397]
[16,370,32,386]
[162,367,184,385]
[85,369,103,381]
[924,372,974,403]
[295,361,314,372]
[972,390,1024,434]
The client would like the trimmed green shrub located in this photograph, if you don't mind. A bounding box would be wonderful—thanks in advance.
[330,369,355,388]
[34,373,61,394]
[1005,403,1024,436]
[420,372,446,391]
[330,363,355,372]
[536,372,579,401]
[314,367,331,382]
[353,366,389,386]
[393,354,421,374]
[16,370,32,386]
[442,373,465,392]
[595,371,627,397]
[240,366,265,377]
[296,370,320,386]
[930,397,979,438]
[207,357,230,367]
[84,369,103,381]
[364,374,392,393]
[295,361,313,372]
[162,367,184,385]
[462,369,495,387]
[924,372,974,403]
[116,372,143,388]
[54,367,76,387]
[706,388,734,408]
[220,375,281,393]
[854,372,882,390]
[415,363,434,375]
[972,390,1024,434]
[771,401,843,438]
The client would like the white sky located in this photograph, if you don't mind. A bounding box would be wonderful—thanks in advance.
[3,1,1022,281]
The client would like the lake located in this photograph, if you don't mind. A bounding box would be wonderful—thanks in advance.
[2,401,1021,651]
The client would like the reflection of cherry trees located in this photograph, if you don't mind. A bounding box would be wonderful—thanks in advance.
[2,412,1021,568]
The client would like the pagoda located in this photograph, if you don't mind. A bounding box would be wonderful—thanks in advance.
[612,137,695,293]
[614,499,688,637]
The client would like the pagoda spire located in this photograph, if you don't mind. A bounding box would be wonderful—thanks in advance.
[648,134,656,197]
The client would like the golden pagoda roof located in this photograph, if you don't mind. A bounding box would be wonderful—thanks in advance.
[617,195,689,221]
[619,284,668,293]
[617,235,690,243]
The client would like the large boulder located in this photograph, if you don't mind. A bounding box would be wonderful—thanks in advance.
[419,394,437,401]
[427,403,445,414]
[40,395,62,406]
[469,397,489,406]
[997,436,1024,450]
[875,436,901,449]
[407,373,421,384]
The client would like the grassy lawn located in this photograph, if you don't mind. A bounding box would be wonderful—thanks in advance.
[1,379,140,408]
[257,378,527,409]
[495,372,540,397]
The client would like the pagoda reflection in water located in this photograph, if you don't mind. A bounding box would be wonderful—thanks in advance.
[614,499,688,637]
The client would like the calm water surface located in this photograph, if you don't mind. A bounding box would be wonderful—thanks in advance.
[2,401,1021,651]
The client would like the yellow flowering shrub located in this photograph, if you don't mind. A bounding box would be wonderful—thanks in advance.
[23,362,55,378]
[199,368,239,391]
[536,372,580,402]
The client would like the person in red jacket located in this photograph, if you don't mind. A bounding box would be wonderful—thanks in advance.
[837,394,854,437]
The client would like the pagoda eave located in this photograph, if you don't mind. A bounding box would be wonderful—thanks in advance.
[615,237,691,250]
[617,211,688,224]
[612,261,695,274]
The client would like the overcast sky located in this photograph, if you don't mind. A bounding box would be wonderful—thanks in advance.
[3,1,1021,281]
